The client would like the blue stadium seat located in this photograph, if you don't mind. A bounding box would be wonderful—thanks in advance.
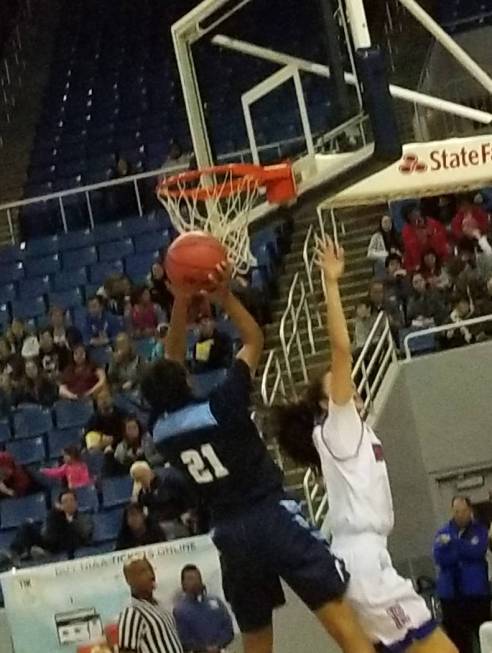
[62,246,97,270]
[133,231,170,254]
[6,437,46,466]
[11,296,46,320]
[123,214,163,236]
[53,268,88,291]
[0,244,23,263]
[24,254,60,277]
[89,345,112,368]
[0,529,15,549]
[0,492,47,529]
[24,235,60,258]
[102,476,133,508]
[0,262,24,283]
[89,260,124,284]
[48,288,83,311]
[18,276,51,298]
[71,306,87,332]
[54,399,94,429]
[0,283,16,303]
[51,484,99,513]
[74,541,115,558]
[93,508,124,543]
[0,304,10,329]
[58,229,94,251]
[47,428,83,458]
[0,419,11,443]
[125,252,159,283]
[190,369,228,399]
[13,405,53,438]
[92,221,125,244]
[98,238,134,262]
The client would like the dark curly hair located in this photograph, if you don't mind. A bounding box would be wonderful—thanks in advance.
[269,374,327,469]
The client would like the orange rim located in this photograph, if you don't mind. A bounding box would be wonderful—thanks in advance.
[157,162,295,202]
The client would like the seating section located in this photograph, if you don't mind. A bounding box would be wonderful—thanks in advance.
[21,0,335,238]
[438,0,492,31]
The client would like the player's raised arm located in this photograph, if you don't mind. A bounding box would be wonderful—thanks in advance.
[318,237,353,405]
[165,285,191,365]
[208,263,264,376]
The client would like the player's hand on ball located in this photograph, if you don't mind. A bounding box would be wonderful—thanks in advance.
[316,235,345,281]
[205,261,232,302]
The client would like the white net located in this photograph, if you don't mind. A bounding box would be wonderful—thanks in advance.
[157,168,260,275]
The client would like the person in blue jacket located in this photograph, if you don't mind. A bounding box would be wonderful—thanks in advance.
[433,495,490,653]
[173,564,234,652]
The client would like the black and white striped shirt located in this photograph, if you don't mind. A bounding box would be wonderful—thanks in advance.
[119,596,183,653]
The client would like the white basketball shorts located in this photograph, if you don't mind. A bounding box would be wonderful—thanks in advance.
[331,533,437,651]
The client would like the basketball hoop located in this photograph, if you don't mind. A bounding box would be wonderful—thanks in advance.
[156,162,296,274]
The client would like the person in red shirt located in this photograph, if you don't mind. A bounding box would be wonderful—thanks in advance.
[451,195,490,245]
[402,206,450,272]
[130,287,163,337]
[59,344,106,400]
[0,451,33,498]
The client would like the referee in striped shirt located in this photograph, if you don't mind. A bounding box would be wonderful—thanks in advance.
[119,557,183,653]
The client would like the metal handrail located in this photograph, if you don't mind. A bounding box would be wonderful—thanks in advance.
[279,272,316,396]
[403,313,492,360]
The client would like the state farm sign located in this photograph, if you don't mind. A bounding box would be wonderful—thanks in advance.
[400,141,492,175]
[322,134,492,208]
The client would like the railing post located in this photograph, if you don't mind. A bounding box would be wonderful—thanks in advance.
[133,179,143,217]
[85,191,94,230]
[58,197,68,233]
[6,209,14,243]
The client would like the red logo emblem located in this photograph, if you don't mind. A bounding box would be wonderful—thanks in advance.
[398,153,428,174]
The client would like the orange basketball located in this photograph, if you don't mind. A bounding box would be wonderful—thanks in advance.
[165,231,227,290]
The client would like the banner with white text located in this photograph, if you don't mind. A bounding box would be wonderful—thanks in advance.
[0,535,228,653]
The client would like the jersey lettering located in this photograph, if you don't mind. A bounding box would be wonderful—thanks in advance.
[181,444,230,484]
[387,604,411,630]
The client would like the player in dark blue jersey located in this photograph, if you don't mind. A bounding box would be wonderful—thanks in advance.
[141,264,375,653]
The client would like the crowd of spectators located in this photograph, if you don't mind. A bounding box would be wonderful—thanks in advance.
[360,191,492,353]
[0,241,270,565]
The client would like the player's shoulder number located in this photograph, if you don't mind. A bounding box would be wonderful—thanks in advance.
[181,443,229,484]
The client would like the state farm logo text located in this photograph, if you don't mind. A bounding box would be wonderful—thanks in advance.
[399,142,492,174]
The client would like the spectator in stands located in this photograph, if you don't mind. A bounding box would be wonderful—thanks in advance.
[352,301,376,353]
[108,333,143,394]
[0,451,34,498]
[451,194,490,246]
[191,317,233,374]
[130,287,163,337]
[86,295,119,346]
[0,336,19,376]
[437,194,457,226]
[20,331,40,359]
[85,388,126,448]
[151,323,168,361]
[406,272,447,327]
[477,277,492,324]
[367,214,402,278]
[131,461,197,540]
[173,564,234,653]
[115,503,164,550]
[39,445,91,489]
[402,206,450,272]
[433,496,490,653]
[97,273,132,318]
[419,250,450,292]
[445,296,477,348]
[10,489,93,561]
[383,253,411,308]
[39,327,69,381]
[59,343,106,399]
[49,306,82,349]
[165,141,189,168]
[6,318,28,354]
[10,358,58,407]
[148,262,173,316]
[368,279,405,332]
[114,416,163,470]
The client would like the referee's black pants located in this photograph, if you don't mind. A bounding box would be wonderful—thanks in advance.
[441,597,491,653]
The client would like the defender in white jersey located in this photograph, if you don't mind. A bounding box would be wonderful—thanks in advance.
[271,238,457,653]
